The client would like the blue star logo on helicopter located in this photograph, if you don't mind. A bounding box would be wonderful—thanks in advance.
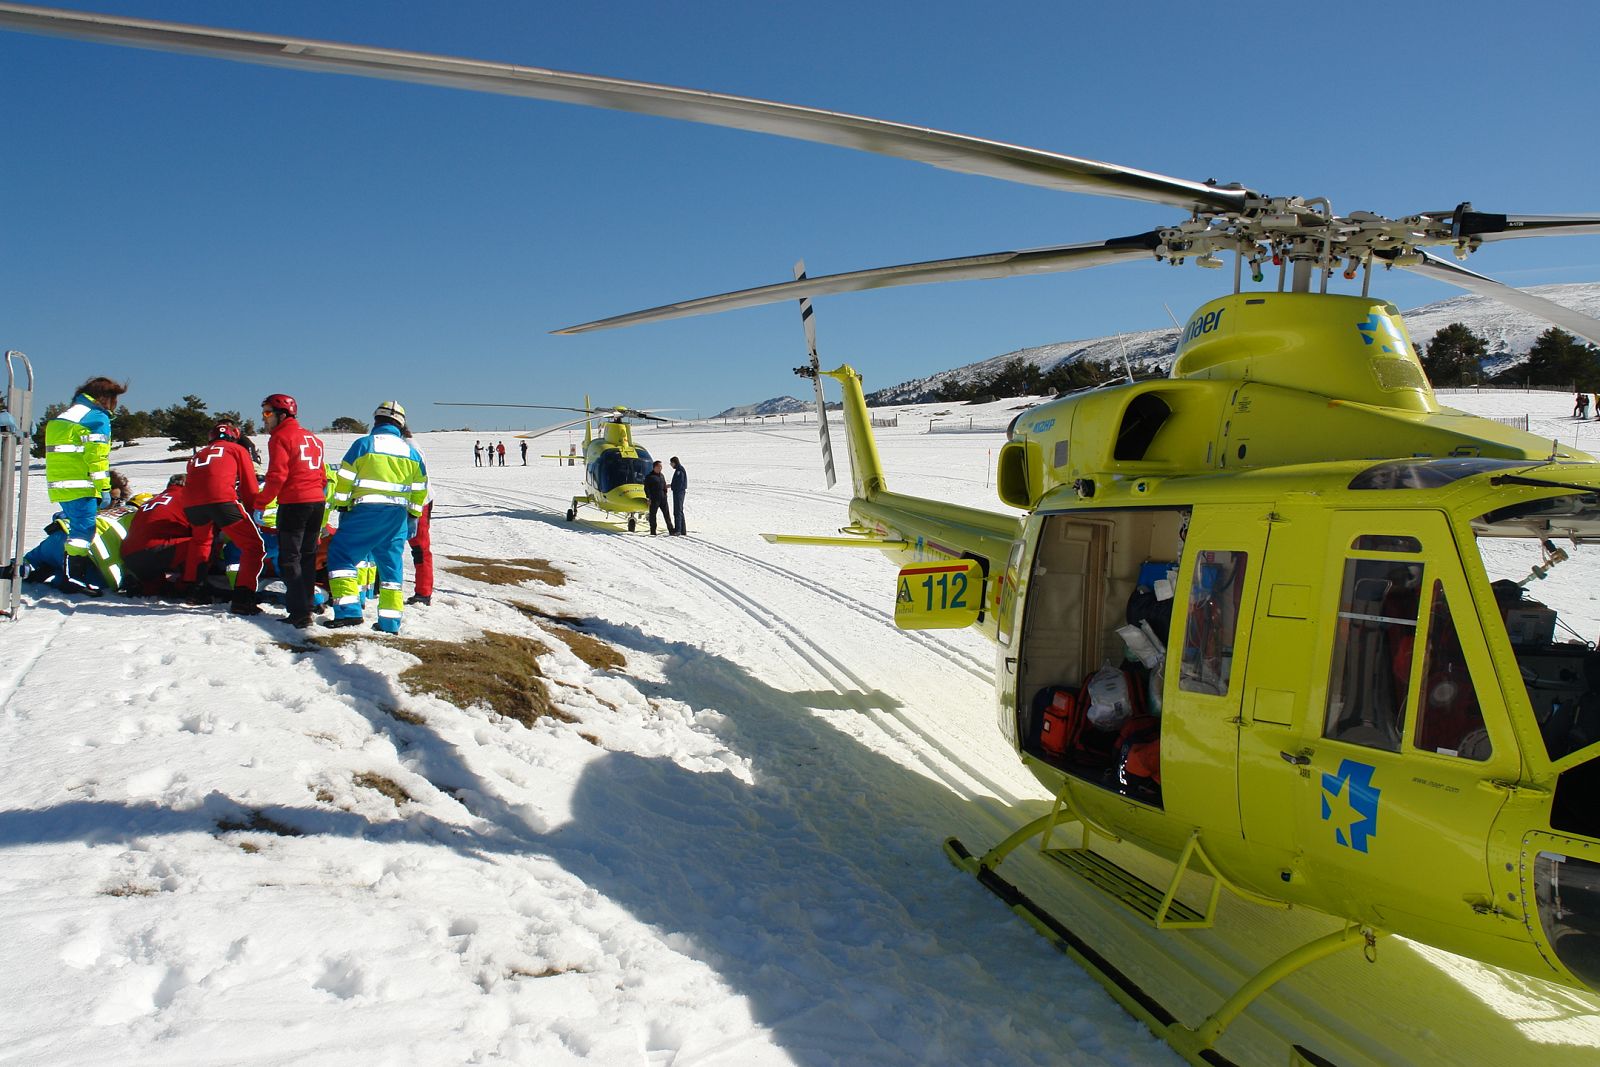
[1356,312,1406,356]
[1321,759,1380,852]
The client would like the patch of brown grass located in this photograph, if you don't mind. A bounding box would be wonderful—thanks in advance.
[102,882,159,897]
[391,630,573,726]
[353,772,412,806]
[508,603,623,671]
[508,964,580,979]
[238,841,261,854]
[578,731,603,747]
[511,603,586,626]
[216,811,304,837]
[387,704,427,726]
[544,626,625,671]
[446,555,566,588]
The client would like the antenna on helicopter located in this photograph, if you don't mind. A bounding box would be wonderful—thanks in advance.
[794,260,837,489]
[1116,333,1135,383]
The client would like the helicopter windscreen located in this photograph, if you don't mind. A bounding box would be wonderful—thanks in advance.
[1472,494,1600,765]
[589,448,653,494]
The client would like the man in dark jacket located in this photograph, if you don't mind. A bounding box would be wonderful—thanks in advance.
[258,393,327,627]
[644,460,673,536]
[669,456,687,536]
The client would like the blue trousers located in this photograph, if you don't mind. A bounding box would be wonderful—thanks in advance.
[327,505,409,632]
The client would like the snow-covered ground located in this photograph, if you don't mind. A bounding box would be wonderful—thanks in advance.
[3,390,1600,1066]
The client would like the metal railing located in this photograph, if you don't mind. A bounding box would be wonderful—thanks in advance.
[1,350,35,620]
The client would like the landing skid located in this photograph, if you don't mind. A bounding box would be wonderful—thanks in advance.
[565,499,640,533]
[945,801,1376,1066]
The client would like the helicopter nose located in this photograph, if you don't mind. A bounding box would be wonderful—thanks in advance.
[1531,848,1600,989]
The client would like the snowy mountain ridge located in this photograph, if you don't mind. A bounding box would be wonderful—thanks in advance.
[725,282,1600,410]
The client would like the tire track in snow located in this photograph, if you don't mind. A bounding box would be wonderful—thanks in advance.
[431,475,1027,810]
[688,537,994,684]
[0,607,70,719]
[609,535,1026,809]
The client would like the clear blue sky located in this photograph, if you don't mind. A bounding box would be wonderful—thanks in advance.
[4,0,1598,431]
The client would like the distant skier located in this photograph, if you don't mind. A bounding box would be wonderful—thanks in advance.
[1577,393,1589,419]
[323,400,429,633]
[520,440,528,465]
[497,440,506,466]
[669,456,688,536]
[43,376,126,595]
[473,440,483,467]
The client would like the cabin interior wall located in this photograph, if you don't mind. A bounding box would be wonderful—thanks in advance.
[1018,508,1189,743]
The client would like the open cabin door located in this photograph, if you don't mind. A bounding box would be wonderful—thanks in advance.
[1160,506,1270,839]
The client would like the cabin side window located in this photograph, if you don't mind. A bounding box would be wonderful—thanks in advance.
[1413,581,1492,761]
[1324,558,1422,753]
[1178,550,1247,696]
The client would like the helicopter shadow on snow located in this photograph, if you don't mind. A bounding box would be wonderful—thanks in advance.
[512,620,1129,1065]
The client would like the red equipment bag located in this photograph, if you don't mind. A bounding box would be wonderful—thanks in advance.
[1038,686,1083,758]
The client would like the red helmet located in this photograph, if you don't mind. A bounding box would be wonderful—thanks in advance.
[212,421,240,442]
[261,393,298,418]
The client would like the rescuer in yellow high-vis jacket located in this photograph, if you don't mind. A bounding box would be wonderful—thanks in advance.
[44,376,127,595]
[322,401,428,633]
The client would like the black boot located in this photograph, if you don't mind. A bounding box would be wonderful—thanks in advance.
[230,589,263,616]
[65,555,104,597]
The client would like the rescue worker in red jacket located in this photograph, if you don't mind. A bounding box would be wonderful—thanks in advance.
[181,421,265,614]
[122,473,193,595]
[257,393,327,628]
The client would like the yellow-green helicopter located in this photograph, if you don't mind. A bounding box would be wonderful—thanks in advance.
[438,400,671,531]
[8,5,1600,1063]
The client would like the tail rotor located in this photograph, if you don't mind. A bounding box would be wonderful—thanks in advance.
[794,260,838,489]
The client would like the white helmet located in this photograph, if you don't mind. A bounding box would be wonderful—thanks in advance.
[373,400,407,430]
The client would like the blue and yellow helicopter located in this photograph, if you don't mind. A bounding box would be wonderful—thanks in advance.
[439,400,671,530]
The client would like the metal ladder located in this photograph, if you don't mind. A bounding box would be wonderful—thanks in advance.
[0,350,36,620]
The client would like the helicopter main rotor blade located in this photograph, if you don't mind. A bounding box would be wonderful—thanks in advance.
[0,4,1248,214]
[1449,210,1600,244]
[436,402,594,414]
[1391,250,1600,347]
[555,231,1165,334]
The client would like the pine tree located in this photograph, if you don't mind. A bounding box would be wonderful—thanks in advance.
[1503,328,1600,390]
[1421,323,1488,387]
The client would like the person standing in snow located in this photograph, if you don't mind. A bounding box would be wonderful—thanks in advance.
[669,456,688,536]
[520,440,528,465]
[257,393,327,628]
[404,424,434,608]
[473,440,483,467]
[44,376,126,595]
[644,460,672,536]
[1578,393,1590,419]
[323,401,429,633]
[181,421,266,614]
[497,440,506,466]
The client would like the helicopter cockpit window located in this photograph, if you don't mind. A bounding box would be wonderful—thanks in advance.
[1473,498,1600,763]
[1179,550,1247,696]
[1324,558,1422,753]
[1349,458,1526,491]
[589,449,654,494]
[1413,581,1491,761]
